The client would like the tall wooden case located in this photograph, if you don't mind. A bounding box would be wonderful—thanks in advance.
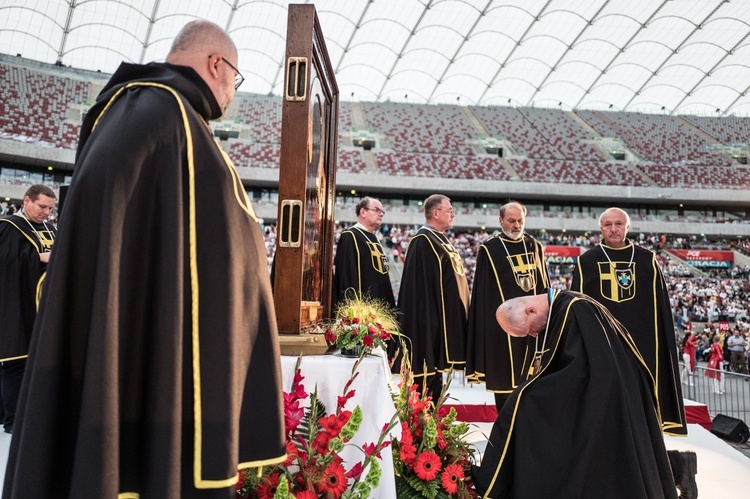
[274,4,339,350]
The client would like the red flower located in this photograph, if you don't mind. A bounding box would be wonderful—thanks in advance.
[346,461,364,479]
[236,469,248,490]
[399,421,417,464]
[313,430,332,454]
[294,490,318,499]
[362,335,374,347]
[414,451,442,481]
[441,463,465,495]
[352,317,360,324]
[256,472,281,499]
[282,440,298,466]
[284,400,305,434]
[368,325,379,335]
[317,461,348,498]
[319,414,345,437]
[325,327,337,342]
[337,390,355,409]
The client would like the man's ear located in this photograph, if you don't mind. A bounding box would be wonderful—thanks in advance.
[206,55,221,81]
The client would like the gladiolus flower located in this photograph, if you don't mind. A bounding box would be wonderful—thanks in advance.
[282,440,298,466]
[441,463,465,495]
[346,461,364,479]
[313,431,332,454]
[414,451,442,481]
[319,414,345,436]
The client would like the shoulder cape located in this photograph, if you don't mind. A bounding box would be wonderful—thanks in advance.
[466,235,549,391]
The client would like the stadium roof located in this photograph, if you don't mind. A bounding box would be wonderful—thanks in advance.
[3,0,750,115]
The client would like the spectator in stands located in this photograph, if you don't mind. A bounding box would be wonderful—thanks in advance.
[571,207,686,435]
[706,335,726,394]
[331,196,396,315]
[681,332,698,386]
[466,201,549,411]
[727,329,748,374]
[0,184,56,435]
[3,21,285,498]
[398,194,470,401]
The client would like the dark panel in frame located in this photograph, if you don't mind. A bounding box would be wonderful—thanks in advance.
[274,4,339,336]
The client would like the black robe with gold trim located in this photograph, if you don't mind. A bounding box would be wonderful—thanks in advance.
[0,214,56,360]
[3,63,285,498]
[571,241,686,435]
[473,291,677,499]
[331,224,395,312]
[397,227,469,383]
[466,234,548,393]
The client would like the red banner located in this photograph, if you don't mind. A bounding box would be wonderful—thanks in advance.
[671,250,734,262]
[545,245,581,264]
[670,250,734,268]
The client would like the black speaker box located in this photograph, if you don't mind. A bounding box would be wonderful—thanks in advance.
[711,414,749,443]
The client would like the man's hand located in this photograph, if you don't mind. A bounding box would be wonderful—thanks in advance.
[39,251,51,263]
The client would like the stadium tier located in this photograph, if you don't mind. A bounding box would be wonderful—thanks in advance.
[2,58,750,197]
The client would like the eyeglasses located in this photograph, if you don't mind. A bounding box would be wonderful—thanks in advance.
[365,208,385,215]
[436,207,454,214]
[210,55,245,90]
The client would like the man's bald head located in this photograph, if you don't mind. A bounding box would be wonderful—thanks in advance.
[496,294,550,338]
[166,20,239,116]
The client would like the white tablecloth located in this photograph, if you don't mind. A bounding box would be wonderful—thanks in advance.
[280,350,397,498]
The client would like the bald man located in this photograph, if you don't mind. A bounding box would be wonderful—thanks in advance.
[466,201,549,411]
[571,207,686,437]
[3,21,285,498]
[472,291,679,499]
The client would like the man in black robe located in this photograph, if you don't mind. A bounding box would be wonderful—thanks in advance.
[398,194,469,401]
[466,201,549,411]
[332,197,395,311]
[472,290,678,499]
[571,207,686,435]
[0,184,56,434]
[3,21,285,499]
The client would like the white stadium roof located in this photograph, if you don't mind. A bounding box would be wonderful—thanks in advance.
[2,0,750,115]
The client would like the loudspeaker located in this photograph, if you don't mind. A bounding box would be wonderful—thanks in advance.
[711,414,749,443]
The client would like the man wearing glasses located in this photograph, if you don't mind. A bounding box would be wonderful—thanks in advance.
[3,20,285,498]
[398,194,470,401]
[332,197,396,314]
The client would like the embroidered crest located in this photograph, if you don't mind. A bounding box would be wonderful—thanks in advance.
[597,262,636,303]
[505,252,537,292]
[366,240,389,274]
[441,243,466,276]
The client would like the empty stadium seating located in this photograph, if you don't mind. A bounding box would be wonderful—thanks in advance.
[0,63,88,148]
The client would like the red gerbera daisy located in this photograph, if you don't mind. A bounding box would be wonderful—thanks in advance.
[414,451,442,481]
[317,461,348,498]
[440,463,465,495]
[256,472,281,499]
[294,490,318,499]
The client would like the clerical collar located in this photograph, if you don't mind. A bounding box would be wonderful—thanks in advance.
[16,209,55,249]
[599,239,634,269]
[353,222,372,233]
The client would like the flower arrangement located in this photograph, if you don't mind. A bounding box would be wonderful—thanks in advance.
[237,356,394,498]
[391,354,478,499]
[326,295,398,355]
